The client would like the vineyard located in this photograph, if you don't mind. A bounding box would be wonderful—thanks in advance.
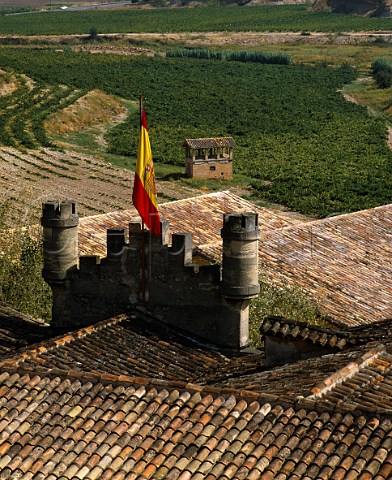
[0,5,392,35]
[0,48,391,217]
[0,72,88,150]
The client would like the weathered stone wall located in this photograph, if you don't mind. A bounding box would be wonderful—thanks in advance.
[42,203,259,350]
[186,159,233,180]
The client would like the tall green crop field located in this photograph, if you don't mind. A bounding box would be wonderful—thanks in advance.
[0,5,391,35]
[0,47,391,217]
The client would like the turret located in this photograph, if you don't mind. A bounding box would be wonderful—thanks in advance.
[221,212,260,299]
[41,200,79,284]
[40,200,259,349]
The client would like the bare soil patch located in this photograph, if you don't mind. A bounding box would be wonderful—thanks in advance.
[0,70,20,96]
[45,89,128,135]
[74,44,156,56]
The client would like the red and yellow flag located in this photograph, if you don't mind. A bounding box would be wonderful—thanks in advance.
[132,99,161,236]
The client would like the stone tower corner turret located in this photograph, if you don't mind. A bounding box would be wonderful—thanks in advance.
[41,200,79,284]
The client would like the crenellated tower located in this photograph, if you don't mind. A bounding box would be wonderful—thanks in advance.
[41,201,260,350]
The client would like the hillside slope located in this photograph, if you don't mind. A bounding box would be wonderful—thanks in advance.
[312,0,392,17]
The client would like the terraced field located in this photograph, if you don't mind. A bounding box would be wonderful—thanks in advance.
[0,72,88,150]
[0,147,198,227]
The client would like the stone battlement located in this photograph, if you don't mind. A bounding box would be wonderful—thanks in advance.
[41,201,259,350]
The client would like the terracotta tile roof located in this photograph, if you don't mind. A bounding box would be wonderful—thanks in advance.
[5,308,392,415]
[77,191,296,257]
[1,366,391,480]
[257,204,392,327]
[213,338,392,414]
[0,313,262,383]
[183,137,236,149]
[0,305,50,357]
[261,316,354,350]
[260,316,392,352]
[308,346,392,414]
[196,203,392,328]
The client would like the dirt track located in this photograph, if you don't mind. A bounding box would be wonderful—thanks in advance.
[1,31,392,47]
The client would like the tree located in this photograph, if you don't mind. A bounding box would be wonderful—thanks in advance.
[88,27,99,42]
[371,58,392,89]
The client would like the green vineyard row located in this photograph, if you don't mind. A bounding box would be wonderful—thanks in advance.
[0,5,391,35]
[0,74,86,149]
[0,47,391,217]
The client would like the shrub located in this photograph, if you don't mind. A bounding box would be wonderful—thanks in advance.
[0,201,51,321]
[249,280,327,348]
[374,68,392,89]
[166,48,291,64]
[371,58,392,89]
[87,26,99,42]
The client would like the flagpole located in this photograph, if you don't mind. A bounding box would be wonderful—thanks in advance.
[139,95,146,304]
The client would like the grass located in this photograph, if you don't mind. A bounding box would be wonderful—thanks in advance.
[246,42,392,73]
[342,77,392,121]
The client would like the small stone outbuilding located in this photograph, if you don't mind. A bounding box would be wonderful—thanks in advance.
[183,137,235,180]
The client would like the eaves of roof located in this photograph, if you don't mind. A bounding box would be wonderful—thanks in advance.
[0,313,263,384]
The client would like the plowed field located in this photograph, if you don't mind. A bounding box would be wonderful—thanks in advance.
[0,146,198,227]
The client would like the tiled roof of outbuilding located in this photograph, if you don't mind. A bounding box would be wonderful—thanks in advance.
[0,366,391,480]
[308,346,392,414]
[183,137,236,149]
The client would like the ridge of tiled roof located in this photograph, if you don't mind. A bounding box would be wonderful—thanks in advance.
[261,315,354,350]
[306,345,392,414]
[260,316,392,351]
[0,314,126,365]
[309,345,386,397]
[0,363,386,418]
[265,202,392,233]
[1,365,391,479]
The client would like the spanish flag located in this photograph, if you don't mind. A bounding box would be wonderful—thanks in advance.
[132,98,161,236]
